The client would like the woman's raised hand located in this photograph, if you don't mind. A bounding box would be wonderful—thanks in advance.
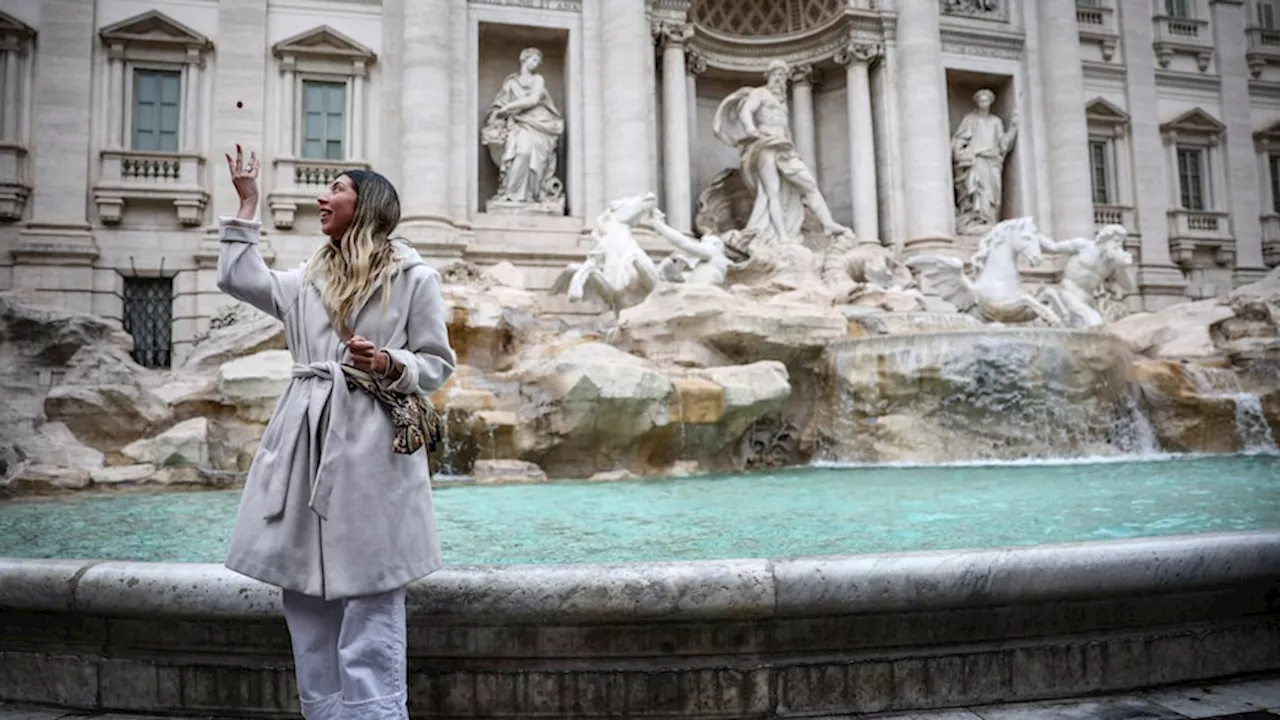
[225,144,260,220]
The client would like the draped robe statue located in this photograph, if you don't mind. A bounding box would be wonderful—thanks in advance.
[481,47,566,214]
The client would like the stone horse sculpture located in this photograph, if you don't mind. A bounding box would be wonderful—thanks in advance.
[905,217,1064,325]
[550,192,662,314]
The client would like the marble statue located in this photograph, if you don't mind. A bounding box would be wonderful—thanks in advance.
[481,47,566,214]
[943,0,1000,16]
[822,235,917,298]
[712,59,853,245]
[1037,224,1137,328]
[906,217,1064,325]
[550,192,661,314]
[649,210,732,287]
[952,88,1017,234]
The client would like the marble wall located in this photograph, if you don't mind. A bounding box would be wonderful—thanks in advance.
[2,0,1280,361]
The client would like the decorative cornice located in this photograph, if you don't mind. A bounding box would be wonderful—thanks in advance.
[1248,78,1280,100]
[940,0,1010,23]
[688,9,889,74]
[99,10,211,52]
[468,0,581,11]
[1154,68,1222,94]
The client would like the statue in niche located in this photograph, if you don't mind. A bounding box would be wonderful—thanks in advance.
[480,47,566,214]
[649,210,733,287]
[549,192,662,314]
[712,59,853,245]
[1037,224,1137,328]
[951,88,1017,235]
[906,217,1064,325]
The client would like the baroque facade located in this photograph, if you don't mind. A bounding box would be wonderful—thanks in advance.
[1,0,1279,365]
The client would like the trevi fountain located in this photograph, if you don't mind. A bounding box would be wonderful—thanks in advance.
[0,0,1278,717]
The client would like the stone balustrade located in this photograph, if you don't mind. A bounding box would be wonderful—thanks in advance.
[1247,26,1280,76]
[1076,2,1119,61]
[0,141,28,221]
[1153,14,1213,69]
[1168,208,1234,267]
[1093,203,1135,232]
[267,157,370,229]
[93,150,208,227]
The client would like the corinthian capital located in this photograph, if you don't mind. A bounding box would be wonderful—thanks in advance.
[789,63,820,87]
[686,46,708,75]
[835,40,883,67]
[653,21,694,50]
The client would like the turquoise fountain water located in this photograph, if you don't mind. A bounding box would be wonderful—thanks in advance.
[2,454,1276,565]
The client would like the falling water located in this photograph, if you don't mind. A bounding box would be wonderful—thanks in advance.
[1181,366,1278,453]
[817,328,1151,462]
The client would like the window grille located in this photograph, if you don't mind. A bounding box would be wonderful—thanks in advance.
[122,277,174,369]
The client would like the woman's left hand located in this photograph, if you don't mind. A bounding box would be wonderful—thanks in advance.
[346,335,389,375]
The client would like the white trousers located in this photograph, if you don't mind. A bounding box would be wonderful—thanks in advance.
[282,587,409,720]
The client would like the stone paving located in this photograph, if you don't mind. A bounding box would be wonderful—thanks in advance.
[1,674,1277,719]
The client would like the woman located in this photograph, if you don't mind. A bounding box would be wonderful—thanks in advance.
[217,145,456,719]
[481,47,565,205]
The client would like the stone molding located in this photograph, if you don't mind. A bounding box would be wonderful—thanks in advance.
[1,531,1278,715]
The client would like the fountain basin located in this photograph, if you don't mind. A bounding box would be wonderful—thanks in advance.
[2,530,1278,717]
[816,327,1145,463]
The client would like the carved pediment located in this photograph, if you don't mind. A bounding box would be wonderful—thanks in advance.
[1254,120,1280,150]
[100,11,210,50]
[0,11,35,41]
[273,26,376,62]
[1160,107,1226,136]
[1085,97,1130,126]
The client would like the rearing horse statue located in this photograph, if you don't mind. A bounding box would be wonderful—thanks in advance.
[904,217,1065,325]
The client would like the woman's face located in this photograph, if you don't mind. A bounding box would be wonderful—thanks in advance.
[317,174,357,240]
[522,53,540,71]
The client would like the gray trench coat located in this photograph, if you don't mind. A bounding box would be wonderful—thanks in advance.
[216,217,456,599]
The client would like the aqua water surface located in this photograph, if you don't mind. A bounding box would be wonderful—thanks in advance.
[1,454,1277,565]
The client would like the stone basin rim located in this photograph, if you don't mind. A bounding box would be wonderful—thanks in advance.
[2,530,1276,623]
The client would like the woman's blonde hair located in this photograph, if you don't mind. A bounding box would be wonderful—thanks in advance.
[305,170,403,335]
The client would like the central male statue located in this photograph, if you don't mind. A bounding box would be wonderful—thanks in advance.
[713,59,852,245]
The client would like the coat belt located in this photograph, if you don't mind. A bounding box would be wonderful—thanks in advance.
[258,361,351,521]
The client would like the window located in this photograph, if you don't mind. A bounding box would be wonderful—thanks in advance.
[1270,154,1280,213]
[1260,0,1278,28]
[1177,147,1206,210]
[1089,141,1112,205]
[132,69,181,152]
[122,277,173,369]
[301,80,345,160]
[1165,0,1191,17]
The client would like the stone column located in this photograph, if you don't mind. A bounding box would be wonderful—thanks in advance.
[602,0,654,201]
[14,0,98,311]
[895,0,954,248]
[1213,0,1267,280]
[183,56,201,153]
[378,0,404,189]
[657,21,693,233]
[789,64,818,174]
[1119,0,1186,302]
[278,63,295,157]
[836,41,881,245]
[1037,0,1093,242]
[399,0,457,249]
[686,47,707,218]
[878,22,907,251]
[105,46,124,148]
[351,70,365,161]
